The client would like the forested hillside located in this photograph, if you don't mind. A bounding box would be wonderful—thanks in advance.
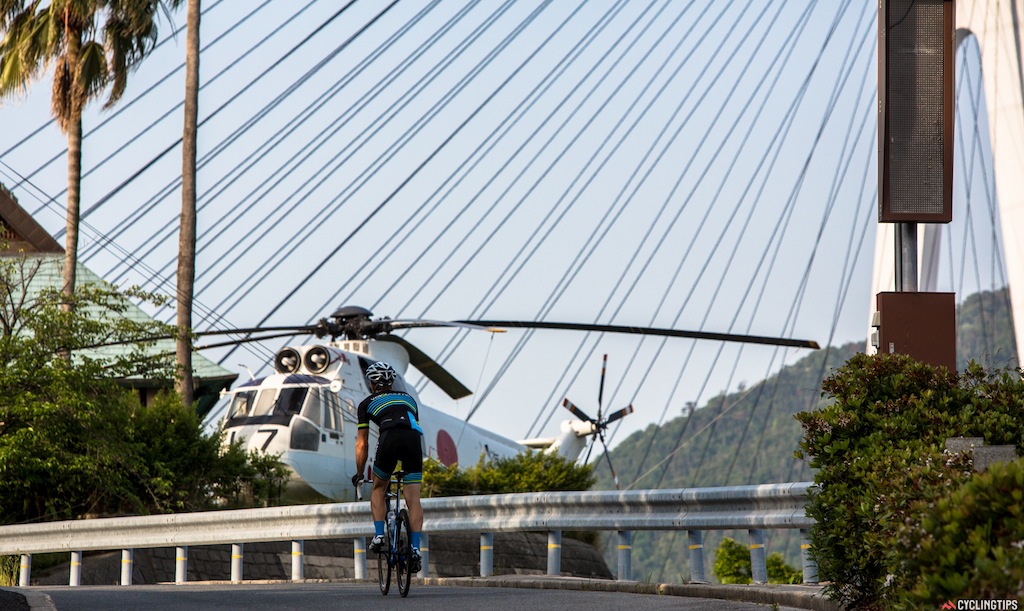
[591,288,1017,581]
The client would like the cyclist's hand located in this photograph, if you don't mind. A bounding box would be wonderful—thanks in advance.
[351,474,364,487]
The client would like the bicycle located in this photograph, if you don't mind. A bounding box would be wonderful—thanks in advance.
[360,469,413,597]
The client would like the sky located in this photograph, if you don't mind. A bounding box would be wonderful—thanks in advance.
[0,0,1008,460]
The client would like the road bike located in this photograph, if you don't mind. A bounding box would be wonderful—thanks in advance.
[376,469,413,596]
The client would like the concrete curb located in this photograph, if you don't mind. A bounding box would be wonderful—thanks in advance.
[421,575,842,611]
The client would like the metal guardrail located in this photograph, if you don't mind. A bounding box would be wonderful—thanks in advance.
[0,483,817,587]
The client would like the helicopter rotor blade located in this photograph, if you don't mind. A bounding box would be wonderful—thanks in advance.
[378,319,506,333]
[603,404,634,426]
[562,398,595,423]
[597,353,607,420]
[455,320,819,349]
[375,335,472,400]
[192,331,309,352]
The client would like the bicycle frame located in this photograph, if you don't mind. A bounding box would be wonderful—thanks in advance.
[376,470,411,596]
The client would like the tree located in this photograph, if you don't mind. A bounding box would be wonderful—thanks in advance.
[0,0,184,309]
[176,0,199,408]
[0,258,286,522]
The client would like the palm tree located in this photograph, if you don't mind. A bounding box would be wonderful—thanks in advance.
[0,0,183,309]
[176,0,199,408]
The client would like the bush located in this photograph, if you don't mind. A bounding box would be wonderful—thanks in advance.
[712,537,802,585]
[796,354,1024,610]
[897,459,1024,607]
[767,552,803,584]
[713,537,751,584]
[422,450,595,497]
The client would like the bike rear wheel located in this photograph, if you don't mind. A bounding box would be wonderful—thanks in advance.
[377,531,392,595]
[396,509,411,597]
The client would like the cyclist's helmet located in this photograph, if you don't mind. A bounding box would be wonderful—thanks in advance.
[365,361,397,387]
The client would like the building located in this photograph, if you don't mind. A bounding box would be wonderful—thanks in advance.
[0,183,235,415]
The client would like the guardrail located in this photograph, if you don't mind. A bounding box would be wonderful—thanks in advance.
[0,482,816,587]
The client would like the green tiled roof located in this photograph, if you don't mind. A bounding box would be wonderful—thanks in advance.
[13,254,236,384]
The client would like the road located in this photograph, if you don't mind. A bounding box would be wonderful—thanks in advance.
[2,583,811,611]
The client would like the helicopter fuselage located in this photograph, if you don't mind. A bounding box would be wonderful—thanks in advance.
[219,341,536,502]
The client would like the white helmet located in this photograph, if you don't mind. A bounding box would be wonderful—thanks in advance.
[365,361,397,386]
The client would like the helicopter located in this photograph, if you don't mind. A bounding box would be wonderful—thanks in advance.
[209,305,819,502]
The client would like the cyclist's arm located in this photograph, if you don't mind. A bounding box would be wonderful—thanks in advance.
[355,428,369,478]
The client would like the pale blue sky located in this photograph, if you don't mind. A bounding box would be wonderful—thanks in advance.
[0,0,1005,455]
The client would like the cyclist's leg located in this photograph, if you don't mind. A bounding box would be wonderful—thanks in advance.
[403,483,423,533]
[400,434,425,560]
[372,433,399,545]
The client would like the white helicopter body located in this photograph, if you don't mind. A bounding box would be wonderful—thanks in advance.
[220,338,593,502]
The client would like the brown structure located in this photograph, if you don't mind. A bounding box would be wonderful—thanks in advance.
[0,184,63,254]
[873,292,956,371]
[878,0,955,223]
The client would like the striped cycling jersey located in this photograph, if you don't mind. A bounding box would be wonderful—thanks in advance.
[357,390,423,434]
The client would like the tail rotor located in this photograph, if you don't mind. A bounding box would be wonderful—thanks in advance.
[562,355,634,489]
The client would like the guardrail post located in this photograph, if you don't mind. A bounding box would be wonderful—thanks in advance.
[547,531,561,575]
[121,549,133,585]
[231,543,243,582]
[353,537,366,579]
[748,529,767,584]
[18,554,30,587]
[291,540,304,581]
[687,530,706,582]
[175,546,188,584]
[616,531,632,580]
[69,550,82,586]
[480,532,494,577]
[800,528,818,584]
[419,533,429,578]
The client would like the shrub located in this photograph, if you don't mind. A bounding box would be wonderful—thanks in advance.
[422,450,595,496]
[897,459,1024,608]
[796,354,1024,610]
[713,537,751,584]
[712,537,802,585]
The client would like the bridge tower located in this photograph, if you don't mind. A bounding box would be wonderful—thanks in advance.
[871,0,1024,364]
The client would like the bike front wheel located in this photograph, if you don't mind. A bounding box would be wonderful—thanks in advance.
[396,509,411,597]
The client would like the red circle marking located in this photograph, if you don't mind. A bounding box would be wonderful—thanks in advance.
[436,429,458,466]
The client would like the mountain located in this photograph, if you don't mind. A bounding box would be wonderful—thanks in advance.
[591,288,1017,581]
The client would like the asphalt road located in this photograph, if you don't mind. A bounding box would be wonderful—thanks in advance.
[2,583,810,611]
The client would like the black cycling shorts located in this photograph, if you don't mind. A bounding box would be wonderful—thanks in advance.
[372,428,423,484]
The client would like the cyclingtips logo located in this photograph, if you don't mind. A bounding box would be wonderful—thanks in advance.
[941,601,1019,610]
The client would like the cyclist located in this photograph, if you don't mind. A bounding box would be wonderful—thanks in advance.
[352,361,423,572]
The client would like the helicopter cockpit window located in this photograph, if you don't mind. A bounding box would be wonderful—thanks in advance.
[251,389,278,417]
[299,390,321,427]
[228,390,256,419]
[323,392,344,432]
[277,387,307,416]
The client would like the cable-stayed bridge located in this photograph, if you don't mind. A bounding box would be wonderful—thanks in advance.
[0,0,1020,486]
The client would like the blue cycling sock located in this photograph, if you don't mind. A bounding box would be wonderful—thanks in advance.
[374,521,385,537]
[411,532,421,549]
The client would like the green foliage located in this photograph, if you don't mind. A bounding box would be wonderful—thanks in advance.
[766,552,802,584]
[796,353,1024,610]
[713,537,751,584]
[897,459,1024,607]
[0,264,286,523]
[712,537,802,585]
[0,555,16,587]
[422,450,596,497]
